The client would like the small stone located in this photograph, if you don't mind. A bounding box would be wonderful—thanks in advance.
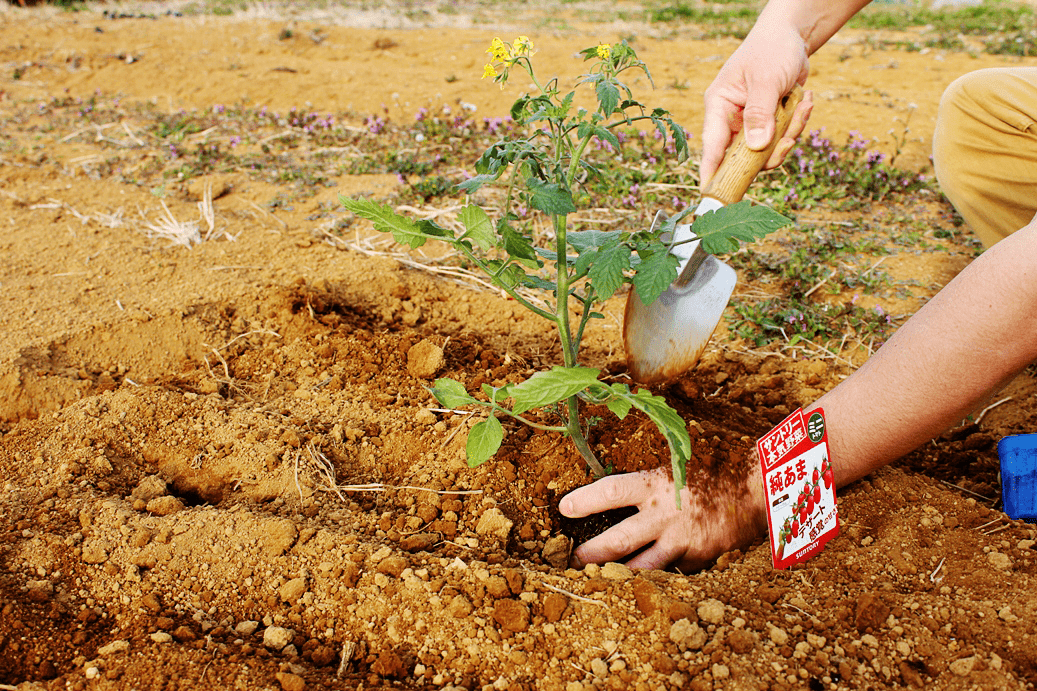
[172,626,196,642]
[235,620,259,636]
[697,598,725,625]
[263,626,295,651]
[141,593,162,612]
[855,592,890,632]
[98,640,129,656]
[407,340,444,379]
[492,599,530,633]
[475,508,513,541]
[543,593,568,623]
[262,519,298,557]
[988,552,1012,570]
[601,562,633,581]
[275,672,306,691]
[727,628,756,654]
[146,496,185,516]
[311,646,337,667]
[26,580,53,602]
[370,650,404,678]
[768,624,788,646]
[131,476,168,502]
[150,632,172,644]
[669,618,707,650]
[632,578,663,616]
[542,535,571,569]
[376,556,409,578]
[279,577,307,604]
[400,533,436,552]
[711,663,730,680]
[447,595,473,618]
[949,655,977,676]
[807,633,827,649]
[81,539,110,564]
[590,658,608,676]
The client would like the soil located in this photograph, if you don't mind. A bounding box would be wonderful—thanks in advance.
[3,3,1037,690]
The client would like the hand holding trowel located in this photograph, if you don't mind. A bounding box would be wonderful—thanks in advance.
[624,85,804,385]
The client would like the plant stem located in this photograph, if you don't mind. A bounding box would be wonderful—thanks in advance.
[552,144,605,478]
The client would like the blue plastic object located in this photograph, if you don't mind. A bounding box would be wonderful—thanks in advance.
[999,434,1037,521]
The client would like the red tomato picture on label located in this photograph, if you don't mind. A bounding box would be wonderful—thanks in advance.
[791,520,799,538]
[813,485,821,504]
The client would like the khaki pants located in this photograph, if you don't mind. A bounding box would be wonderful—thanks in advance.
[933,67,1037,248]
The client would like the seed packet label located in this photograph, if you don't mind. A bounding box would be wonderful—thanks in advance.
[757,408,838,570]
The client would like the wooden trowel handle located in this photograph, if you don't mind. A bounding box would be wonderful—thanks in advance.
[701,85,804,206]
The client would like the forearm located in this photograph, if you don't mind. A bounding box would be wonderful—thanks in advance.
[752,0,873,55]
[810,223,1037,487]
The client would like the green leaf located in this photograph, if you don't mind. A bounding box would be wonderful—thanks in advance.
[596,78,620,116]
[340,196,427,249]
[631,250,679,305]
[587,244,631,301]
[595,125,620,151]
[481,383,513,404]
[626,388,691,502]
[466,415,503,467]
[430,378,476,409]
[456,174,499,193]
[528,180,577,216]
[605,397,633,419]
[510,366,601,415]
[501,225,538,263]
[568,229,621,253]
[668,120,689,163]
[692,201,791,254]
[520,274,557,292]
[459,205,495,251]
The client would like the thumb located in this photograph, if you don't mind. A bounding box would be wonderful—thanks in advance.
[741,85,782,151]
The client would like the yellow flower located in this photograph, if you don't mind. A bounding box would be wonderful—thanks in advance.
[596,43,611,60]
[482,63,498,80]
[487,37,509,62]
[513,35,534,55]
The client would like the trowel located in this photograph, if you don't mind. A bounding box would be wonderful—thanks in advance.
[624,86,803,385]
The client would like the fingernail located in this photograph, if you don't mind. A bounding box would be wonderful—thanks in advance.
[746,127,767,149]
[569,551,584,569]
[559,497,573,516]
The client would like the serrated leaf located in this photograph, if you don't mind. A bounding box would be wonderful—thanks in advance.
[587,244,630,301]
[668,120,689,162]
[596,78,620,116]
[501,225,538,262]
[459,205,494,251]
[510,366,601,415]
[340,196,427,249]
[480,383,512,404]
[456,173,499,193]
[429,378,476,409]
[692,201,791,254]
[594,125,620,152]
[606,397,632,419]
[528,180,577,216]
[520,274,557,292]
[626,388,691,502]
[568,229,621,253]
[466,415,503,467]
[631,250,679,305]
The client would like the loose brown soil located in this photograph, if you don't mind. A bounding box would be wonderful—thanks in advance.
[3,3,1037,690]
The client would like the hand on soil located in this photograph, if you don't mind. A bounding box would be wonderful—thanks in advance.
[560,468,764,572]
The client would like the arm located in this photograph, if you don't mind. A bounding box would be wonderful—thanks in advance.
[700,0,873,186]
[561,221,1037,571]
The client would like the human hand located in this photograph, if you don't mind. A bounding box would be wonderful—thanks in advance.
[700,20,813,188]
[558,467,767,572]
